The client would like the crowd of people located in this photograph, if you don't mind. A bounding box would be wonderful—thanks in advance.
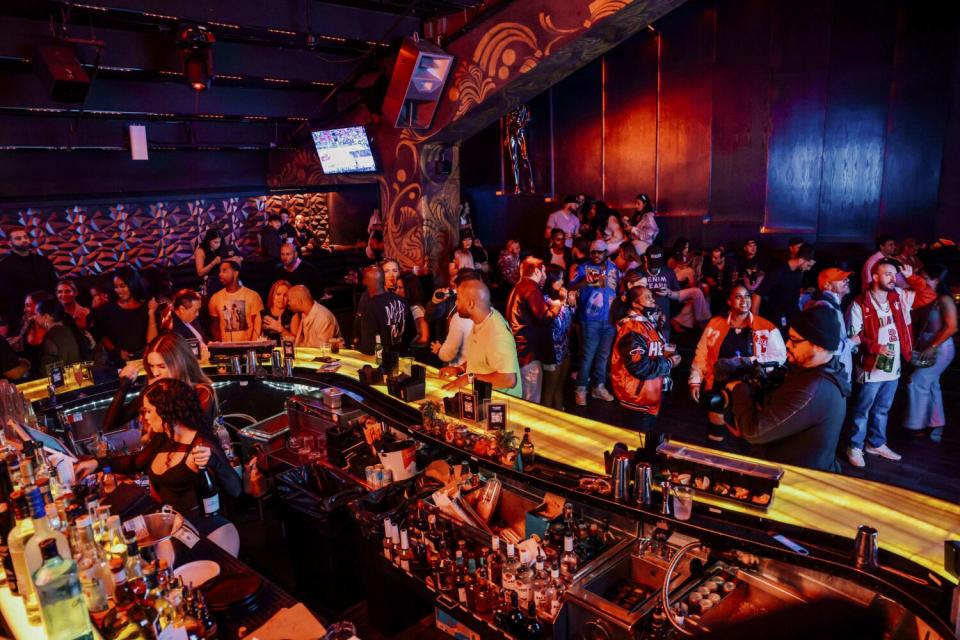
[0,199,956,478]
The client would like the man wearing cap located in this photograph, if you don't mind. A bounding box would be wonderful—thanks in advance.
[570,239,620,406]
[727,305,851,471]
[844,258,935,467]
[805,268,857,382]
[636,244,709,340]
[751,243,816,332]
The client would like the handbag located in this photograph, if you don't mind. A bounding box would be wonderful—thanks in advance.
[909,306,937,368]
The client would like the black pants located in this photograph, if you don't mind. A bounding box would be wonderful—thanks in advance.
[621,407,658,432]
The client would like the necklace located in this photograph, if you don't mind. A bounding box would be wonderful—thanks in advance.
[869,291,890,311]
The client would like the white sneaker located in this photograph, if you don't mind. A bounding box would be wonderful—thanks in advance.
[575,387,588,407]
[847,448,865,468]
[591,385,615,402]
[865,444,902,461]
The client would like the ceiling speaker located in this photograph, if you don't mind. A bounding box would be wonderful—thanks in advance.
[382,38,454,129]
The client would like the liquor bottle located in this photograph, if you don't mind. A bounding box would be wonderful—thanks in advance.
[19,442,36,488]
[487,536,504,586]
[493,591,512,629]
[74,514,114,599]
[507,590,526,635]
[111,557,137,612]
[515,549,534,606]
[436,547,456,594]
[398,529,414,572]
[6,453,22,492]
[125,539,147,596]
[523,601,543,639]
[532,556,551,615]
[9,491,41,623]
[103,515,129,564]
[213,416,236,462]
[33,537,94,640]
[455,550,470,607]
[196,461,220,518]
[548,566,564,617]
[472,566,496,616]
[381,518,394,561]
[24,486,72,575]
[375,334,384,366]
[501,542,519,593]
[79,564,110,627]
[559,535,578,581]
[519,428,535,467]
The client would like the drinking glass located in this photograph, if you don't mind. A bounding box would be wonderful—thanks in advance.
[319,342,331,358]
[72,363,85,387]
[672,486,694,521]
[297,436,314,465]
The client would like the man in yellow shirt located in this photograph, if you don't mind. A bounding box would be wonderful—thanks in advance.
[440,281,522,398]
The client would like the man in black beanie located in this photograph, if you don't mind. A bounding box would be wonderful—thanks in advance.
[726,305,851,471]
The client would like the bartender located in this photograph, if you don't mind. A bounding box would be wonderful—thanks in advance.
[440,281,522,398]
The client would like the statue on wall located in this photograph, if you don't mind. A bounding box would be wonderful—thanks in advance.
[505,104,535,194]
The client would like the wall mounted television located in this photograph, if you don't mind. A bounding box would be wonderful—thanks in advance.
[311,126,377,174]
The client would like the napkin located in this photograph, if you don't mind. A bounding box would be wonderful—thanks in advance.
[243,603,326,640]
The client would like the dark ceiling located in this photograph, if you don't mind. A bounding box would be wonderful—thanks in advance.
[0,0,486,153]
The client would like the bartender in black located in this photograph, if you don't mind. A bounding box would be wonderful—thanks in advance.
[352,265,415,355]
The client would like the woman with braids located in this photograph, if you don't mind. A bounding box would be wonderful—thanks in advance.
[76,377,241,554]
[102,333,217,432]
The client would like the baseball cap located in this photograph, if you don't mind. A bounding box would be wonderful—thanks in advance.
[791,305,841,351]
[590,239,608,253]
[645,244,664,266]
[817,268,852,290]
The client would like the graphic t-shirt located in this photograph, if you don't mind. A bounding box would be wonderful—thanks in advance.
[572,260,619,324]
[209,286,264,342]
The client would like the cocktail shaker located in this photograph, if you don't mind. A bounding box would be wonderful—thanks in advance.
[854,525,879,571]
[229,355,242,375]
[612,455,632,503]
[634,462,653,506]
[271,350,283,377]
[245,349,258,375]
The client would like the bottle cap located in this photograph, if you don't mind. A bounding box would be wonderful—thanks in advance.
[38,537,59,562]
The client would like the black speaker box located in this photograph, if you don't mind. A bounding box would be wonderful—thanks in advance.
[35,40,91,103]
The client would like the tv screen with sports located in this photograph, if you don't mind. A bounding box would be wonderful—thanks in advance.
[311,126,377,174]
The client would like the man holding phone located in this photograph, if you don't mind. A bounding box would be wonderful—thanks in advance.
[570,239,620,406]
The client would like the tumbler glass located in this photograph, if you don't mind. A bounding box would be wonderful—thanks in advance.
[672,486,694,521]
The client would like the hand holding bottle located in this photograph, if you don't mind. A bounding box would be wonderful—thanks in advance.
[191,444,211,469]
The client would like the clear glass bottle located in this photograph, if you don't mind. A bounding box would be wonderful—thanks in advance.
[532,556,551,615]
[74,514,114,599]
[473,566,496,616]
[548,566,564,617]
[515,549,534,606]
[390,523,402,568]
[8,490,41,623]
[501,542,519,593]
[24,486,71,573]
[381,517,394,561]
[559,535,579,581]
[486,535,504,586]
[103,514,129,563]
[32,537,94,640]
[398,529,414,572]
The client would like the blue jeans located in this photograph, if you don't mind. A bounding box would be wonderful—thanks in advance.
[577,321,615,389]
[849,379,898,449]
[904,337,955,429]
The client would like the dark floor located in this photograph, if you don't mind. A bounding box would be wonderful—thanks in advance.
[564,329,960,504]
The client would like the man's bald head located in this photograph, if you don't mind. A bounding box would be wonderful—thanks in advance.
[287,285,314,313]
[455,280,491,320]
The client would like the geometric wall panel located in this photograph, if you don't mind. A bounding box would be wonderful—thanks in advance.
[0,192,330,279]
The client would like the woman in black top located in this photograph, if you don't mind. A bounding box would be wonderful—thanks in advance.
[194,229,239,297]
[76,378,241,554]
[91,267,149,365]
[260,279,298,344]
[35,299,90,367]
[103,333,217,432]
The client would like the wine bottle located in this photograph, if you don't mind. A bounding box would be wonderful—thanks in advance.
[196,458,220,518]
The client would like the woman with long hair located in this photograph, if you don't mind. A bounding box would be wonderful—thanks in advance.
[260,280,299,344]
[103,333,217,431]
[90,267,149,364]
[35,299,91,367]
[397,273,429,346]
[381,258,401,292]
[602,211,627,254]
[76,378,241,555]
[904,264,957,442]
[194,228,239,297]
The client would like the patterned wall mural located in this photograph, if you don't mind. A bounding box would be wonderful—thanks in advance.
[0,192,329,279]
[268,0,649,273]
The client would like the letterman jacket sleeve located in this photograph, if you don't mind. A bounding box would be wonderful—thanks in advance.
[688,328,712,386]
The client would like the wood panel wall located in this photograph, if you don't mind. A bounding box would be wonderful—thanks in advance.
[461,0,960,250]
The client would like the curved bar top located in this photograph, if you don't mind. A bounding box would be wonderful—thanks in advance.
[19,349,960,583]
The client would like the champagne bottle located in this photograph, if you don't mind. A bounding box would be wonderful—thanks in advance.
[196,458,220,518]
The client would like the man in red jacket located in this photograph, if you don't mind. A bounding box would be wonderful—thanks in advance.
[845,258,934,468]
[610,286,682,432]
[506,256,562,403]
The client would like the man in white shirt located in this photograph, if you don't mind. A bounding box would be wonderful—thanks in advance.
[430,271,482,367]
[545,195,580,247]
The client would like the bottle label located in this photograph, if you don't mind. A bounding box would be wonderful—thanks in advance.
[458,587,468,604]
[517,582,531,604]
[202,494,220,515]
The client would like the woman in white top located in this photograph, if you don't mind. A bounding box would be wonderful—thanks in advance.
[602,213,626,254]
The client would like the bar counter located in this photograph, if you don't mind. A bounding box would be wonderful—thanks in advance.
[18,349,960,585]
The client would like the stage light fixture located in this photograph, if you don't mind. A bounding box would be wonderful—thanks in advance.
[176,25,216,91]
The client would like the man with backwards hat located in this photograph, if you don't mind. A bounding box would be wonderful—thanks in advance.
[570,239,620,406]
[726,305,851,472]
[805,268,858,382]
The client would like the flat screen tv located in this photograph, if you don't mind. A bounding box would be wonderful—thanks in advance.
[311,126,377,174]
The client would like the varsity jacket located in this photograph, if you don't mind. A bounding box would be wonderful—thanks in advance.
[688,313,787,389]
[610,312,672,415]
